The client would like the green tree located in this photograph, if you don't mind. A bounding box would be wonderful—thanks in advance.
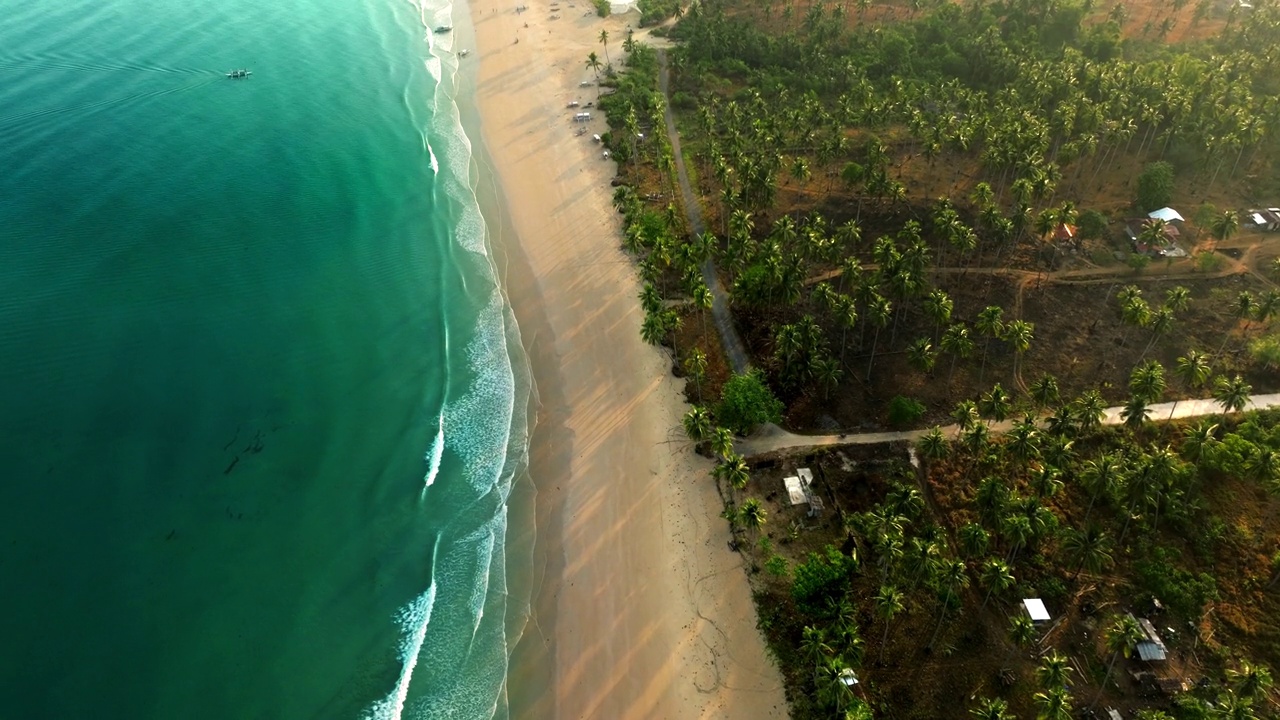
[1063,525,1114,580]
[1003,320,1035,380]
[715,453,751,490]
[917,426,948,462]
[975,306,1005,384]
[1169,349,1212,420]
[739,497,767,535]
[1029,374,1061,411]
[1036,650,1074,690]
[970,697,1014,720]
[1210,209,1240,245]
[874,584,904,661]
[1006,614,1037,663]
[979,383,1013,423]
[684,347,708,403]
[1212,374,1252,419]
[1033,686,1073,720]
[585,51,603,78]
[717,370,784,434]
[682,405,713,445]
[710,426,734,460]
[979,558,1015,610]
[1136,161,1174,212]
[1093,614,1145,708]
[1129,360,1167,403]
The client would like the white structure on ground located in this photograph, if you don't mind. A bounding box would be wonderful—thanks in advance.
[609,0,638,14]
[782,468,823,517]
[1023,598,1051,624]
[1148,207,1184,222]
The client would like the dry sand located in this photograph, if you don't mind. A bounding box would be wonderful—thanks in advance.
[462,2,789,718]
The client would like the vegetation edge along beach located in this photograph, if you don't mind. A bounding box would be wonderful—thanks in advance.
[595,0,1280,717]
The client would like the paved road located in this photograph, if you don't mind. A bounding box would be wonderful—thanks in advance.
[656,49,750,374]
[735,393,1280,459]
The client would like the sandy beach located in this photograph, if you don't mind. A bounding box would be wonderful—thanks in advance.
[460,2,788,718]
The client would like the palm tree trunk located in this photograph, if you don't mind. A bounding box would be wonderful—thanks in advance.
[927,590,951,649]
[1090,652,1121,710]
[866,328,881,382]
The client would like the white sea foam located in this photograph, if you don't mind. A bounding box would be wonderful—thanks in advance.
[367,0,533,716]
[422,412,444,489]
[361,581,437,720]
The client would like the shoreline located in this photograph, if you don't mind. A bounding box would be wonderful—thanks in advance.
[458,1,789,718]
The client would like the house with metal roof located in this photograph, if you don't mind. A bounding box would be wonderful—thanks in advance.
[1133,616,1167,662]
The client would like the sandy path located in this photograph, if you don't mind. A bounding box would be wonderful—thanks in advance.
[462,3,787,719]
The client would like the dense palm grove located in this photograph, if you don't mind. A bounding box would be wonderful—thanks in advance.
[596,0,1280,716]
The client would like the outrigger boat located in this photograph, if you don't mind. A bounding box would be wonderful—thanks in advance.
[226,69,252,79]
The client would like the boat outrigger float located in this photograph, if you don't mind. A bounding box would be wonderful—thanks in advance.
[226,69,252,79]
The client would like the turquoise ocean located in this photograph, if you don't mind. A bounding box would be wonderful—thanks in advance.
[0,0,533,718]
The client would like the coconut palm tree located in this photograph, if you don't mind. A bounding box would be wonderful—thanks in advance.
[739,497,766,535]
[1212,374,1252,419]
[979,383,1013,423]
[924,288,954,340]
[1080,453,1123,524]
[917,427,948,462]
[1122,395,1152,429]
[907,338,937,374]
[710,427,734,460]
[1029,374,1060,412]
[684,348,708,403]
[1003,320,1035,381]
[1227,661,1274,700]
[1209,209,1239,245]
[928,559,969,648]
[801,625,834,680]
[864,294,892,381]
[1073,390,1107,433]
[585,51,603,79]
[1005,614,1037,663]
[1063,525,1114,580]
[1036,650,1074,690]
[975,306,1005,383]
[1129,360,1167,403]
[598,29,610,67]
[1169,350,1212,420]
[715,454,750,489]
[1092,614,1145,708]
[1142,308,1175,359]
[817,657,858,713]
[970,697,1014,720]
[959,522,990,558]
[1182,420,1220,463]
[952,399,980,431]
[979,558,1015,610]
[941,322,975,389]
[683,406,713,445]
[874,584,904,661]
[1034,687,1073,720]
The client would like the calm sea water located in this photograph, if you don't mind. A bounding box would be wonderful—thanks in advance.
[0,0,531,718]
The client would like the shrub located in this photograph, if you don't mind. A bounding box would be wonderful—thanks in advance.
[1078,209,1109,240]
[593,0,610,15]
[887,395,926,427]
[1250,335,1280,370]
[1194,251,1225,272]
[1136,161,1175,212]
[1133,545,1219,619]
[765,555,790,578]
[791,545,856,612]
[717,369,784,434]
[1127,252,1151,273]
